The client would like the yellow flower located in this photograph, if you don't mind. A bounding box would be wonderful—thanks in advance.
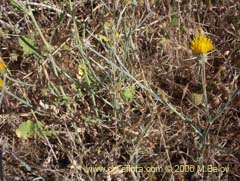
[0,78,3,88]
[115,32,120,39]
[0,60,6,72]
[191,35,214,54]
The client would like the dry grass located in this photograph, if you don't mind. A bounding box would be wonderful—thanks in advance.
[0,0,240,180]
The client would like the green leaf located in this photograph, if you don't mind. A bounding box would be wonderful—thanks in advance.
[41,130,59,137]
[16,120,35,139]
[170,15,178,27]
[121,85,135,102]
[16,120,59,139]
[18,36,36,55]
[83,116,98,125]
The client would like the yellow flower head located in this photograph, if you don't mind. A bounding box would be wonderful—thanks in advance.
[0,78,3,88]
[0,59,6,70]
[191,35,214,54]
[0,59,6,72]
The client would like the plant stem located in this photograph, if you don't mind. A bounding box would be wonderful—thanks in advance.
[27,1,51,51]
[199,54,210,164]
[200,58,210,122]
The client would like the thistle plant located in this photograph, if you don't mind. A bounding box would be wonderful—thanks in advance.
[191,34,214,163]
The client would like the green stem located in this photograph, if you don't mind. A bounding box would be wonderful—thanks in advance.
[199,54,210,164]
[27,1,51,51]
[6,90,33,108]
[200,55,210,122]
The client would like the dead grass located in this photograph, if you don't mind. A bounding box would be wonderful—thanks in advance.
[0,0,240,180]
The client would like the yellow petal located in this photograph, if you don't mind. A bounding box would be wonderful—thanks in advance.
[0,78,3,88]
[0,60,6,72]
[191,34,214,54]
